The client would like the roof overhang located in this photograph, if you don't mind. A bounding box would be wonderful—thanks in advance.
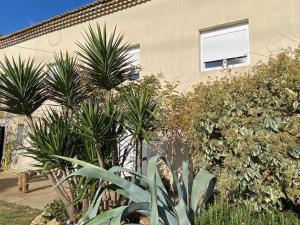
[0,0,150,49]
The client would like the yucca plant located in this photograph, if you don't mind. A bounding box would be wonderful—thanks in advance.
[76,101,115,169]
[46,52,86,111]
[26,110,76,171]
[121,85,157,171]
[56,155,217,225]
[77,24,133,92]
[0,56,47,129]
[77,24,132,167]
[101,99,124,167]
[26,110,79,222]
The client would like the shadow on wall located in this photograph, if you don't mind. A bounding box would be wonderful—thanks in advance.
[144,137,191,170]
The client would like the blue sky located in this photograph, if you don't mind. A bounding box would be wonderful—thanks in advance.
[0,0,95,35]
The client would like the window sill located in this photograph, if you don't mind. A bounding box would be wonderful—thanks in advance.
[200,62,251,73]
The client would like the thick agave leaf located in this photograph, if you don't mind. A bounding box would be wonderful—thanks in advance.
[147,156,175,208]
[109,163,177,224]
[109,166,148,181]
[55,156,150,203]
[181,161,190,213]
[109,202,152,225]
[73,167,149,203]
[175,200,192,225]
[90,202,165,225]
[163,158,190,224]
[85,206,127,225]
[147,169,159,225]
[82,182,105,222]
[190,170,217,215]
[147,156,188,225]
[55,156,99,168]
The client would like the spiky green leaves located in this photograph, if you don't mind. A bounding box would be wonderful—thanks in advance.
[0,56,47,117]
[121,85,157,142]
[26,110,76,171]
[46,52,86,110]
[78,24,133,91]
[76,101,116,168]
[121,85,157,170]
[77,102,114,144]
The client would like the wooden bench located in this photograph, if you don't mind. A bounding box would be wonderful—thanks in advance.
[18,172,29,193]
[17,170,46,193]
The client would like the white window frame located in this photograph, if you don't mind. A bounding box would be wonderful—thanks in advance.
[128,47,141,80]
[200,23,250,72]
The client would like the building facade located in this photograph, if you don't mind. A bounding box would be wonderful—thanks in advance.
[1,0,300,89]
[0,0,300,170]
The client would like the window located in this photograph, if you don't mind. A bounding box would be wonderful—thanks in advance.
[128,47,140,80]
[200,23,250,71]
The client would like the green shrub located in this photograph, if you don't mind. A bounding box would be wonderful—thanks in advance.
[195,199,299,225]
[191,48,300,211]
[41,199,68,225]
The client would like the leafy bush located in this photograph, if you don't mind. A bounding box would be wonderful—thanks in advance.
[41,199,68,225]
[191,49,300,211]
[195,199,299,225]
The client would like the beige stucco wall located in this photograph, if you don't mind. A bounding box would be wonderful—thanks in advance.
[1,0,300,91]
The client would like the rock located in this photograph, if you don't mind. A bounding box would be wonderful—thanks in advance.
[140,217,150,225]
[46,219,59,225]
[30,214,42,225]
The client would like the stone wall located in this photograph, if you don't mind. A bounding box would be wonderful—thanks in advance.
[0,112,36,171]
[0,101,59,172]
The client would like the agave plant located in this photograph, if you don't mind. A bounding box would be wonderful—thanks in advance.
[77,24,133,92]
[56,155,217,225]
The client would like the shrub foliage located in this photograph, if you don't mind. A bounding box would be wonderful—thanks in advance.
[41,199,68,225]
[190,49,300,211]
[195,199,299,225]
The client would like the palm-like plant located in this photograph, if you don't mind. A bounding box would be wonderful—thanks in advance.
[77,24,134,168]
[121,85,157,171]
[56,155,217,225]
[77,24,133,91]
[102,98,124,167]
[26,110,76,171]
[76,101,114,169]
[46,52,86,111]
[0,56,47,127]
[26,110,79,222]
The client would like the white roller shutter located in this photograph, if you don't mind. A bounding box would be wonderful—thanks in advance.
[201,23,250,67]
[128,48,140,67]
